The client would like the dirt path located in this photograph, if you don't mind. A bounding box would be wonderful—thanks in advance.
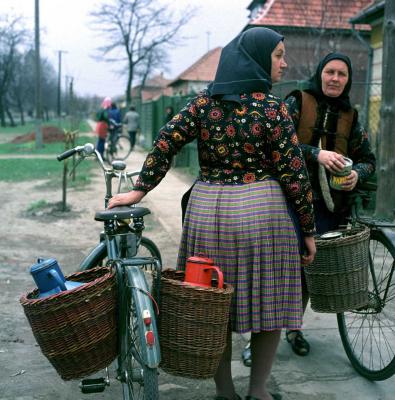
[0,146,251,400]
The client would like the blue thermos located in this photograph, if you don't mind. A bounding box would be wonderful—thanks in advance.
[30,258,83,298]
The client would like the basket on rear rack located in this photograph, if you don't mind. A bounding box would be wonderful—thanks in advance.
[304,227,370,313]
[158,269,234,379]
[20,267,117,380]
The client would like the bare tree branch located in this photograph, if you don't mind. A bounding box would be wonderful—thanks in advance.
[89,0,196,104]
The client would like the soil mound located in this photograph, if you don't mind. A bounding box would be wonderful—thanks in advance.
[11,126,65,144]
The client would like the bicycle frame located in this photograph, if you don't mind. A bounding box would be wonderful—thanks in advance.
[57,143,162,398]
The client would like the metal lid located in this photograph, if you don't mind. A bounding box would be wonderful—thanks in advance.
[320,232,342,240]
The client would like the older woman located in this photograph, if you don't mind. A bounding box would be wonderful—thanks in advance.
[283,53,376,357]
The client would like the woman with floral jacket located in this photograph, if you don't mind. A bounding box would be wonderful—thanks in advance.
[109,27,316,400]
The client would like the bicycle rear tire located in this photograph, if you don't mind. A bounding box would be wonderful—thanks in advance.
[337,229,395,380]
[120,267,159,400]
[106,134,132,163]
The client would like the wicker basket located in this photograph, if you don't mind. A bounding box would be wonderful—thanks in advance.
[20,267,117,380]
[304,227,370,313]
[158,269,234,379]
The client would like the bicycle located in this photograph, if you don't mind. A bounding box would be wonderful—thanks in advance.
[57,142,162,399]
[336,180,395,381]
[105,119,133,164]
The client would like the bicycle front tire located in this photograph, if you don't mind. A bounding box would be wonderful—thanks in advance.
[337,229,395,380]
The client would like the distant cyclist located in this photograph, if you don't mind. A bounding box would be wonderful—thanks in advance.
[95,97,112,159]
[123,106,140,150]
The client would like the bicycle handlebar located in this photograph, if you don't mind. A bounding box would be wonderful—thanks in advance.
[57,142,140,203]
[57,143,96,161]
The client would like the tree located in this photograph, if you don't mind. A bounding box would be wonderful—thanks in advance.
[89,0,195,105]
[0,14,28,127]
[375,1,395,221]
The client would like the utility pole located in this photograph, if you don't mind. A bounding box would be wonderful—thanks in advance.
[65,75,70,115]
[375,0,395,221]
[57,50,67,118]
[206,31,211,52]
[34,0,43,148]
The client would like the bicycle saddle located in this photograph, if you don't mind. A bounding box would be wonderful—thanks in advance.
[95,206,150,221]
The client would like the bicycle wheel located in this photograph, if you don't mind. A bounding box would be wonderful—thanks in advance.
[111,135,132,161]
[137,237,162,291]
[120,268,159,400]
[337,229,395,380]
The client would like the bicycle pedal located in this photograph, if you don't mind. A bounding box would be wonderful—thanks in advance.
[79,377,109,394]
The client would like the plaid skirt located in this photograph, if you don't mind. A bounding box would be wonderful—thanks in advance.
[177,179,303,333]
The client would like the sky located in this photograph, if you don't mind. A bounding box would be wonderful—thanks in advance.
[4,0,250,99]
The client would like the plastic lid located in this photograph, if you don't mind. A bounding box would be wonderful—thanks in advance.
[30,258,57,273]
[187,256,214,264]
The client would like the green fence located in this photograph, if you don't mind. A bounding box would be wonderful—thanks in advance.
[139,94,192,147]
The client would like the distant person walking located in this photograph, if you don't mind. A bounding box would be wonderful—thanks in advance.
[95,96,111,159]
[123,106,140,150]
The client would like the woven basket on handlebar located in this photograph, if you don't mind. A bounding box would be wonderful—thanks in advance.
[20,267,117,380]
[158,269,234,379]
[304,227,370,313]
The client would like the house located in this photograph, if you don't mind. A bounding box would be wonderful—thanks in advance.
[168,47,222,96]
[131,73,173,104]
[246,0,372,83]
[350,0,385,149]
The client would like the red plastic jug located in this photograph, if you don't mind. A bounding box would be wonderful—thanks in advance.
[184,255,224,289]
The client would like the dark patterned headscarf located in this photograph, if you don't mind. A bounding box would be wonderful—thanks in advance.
[305,52,353,111]
[207,27,284,99]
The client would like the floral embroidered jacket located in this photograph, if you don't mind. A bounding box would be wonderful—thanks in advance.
[134,90,316,234]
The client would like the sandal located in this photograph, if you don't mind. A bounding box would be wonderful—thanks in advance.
[241,341,252,367]
[214,395,242,400]
[285,330,310,356]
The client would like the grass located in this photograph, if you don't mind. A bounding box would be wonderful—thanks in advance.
[0,158,94,184]
[0,135,94,155]
[0,118,91,134]
[27,199,49,212]
[0,118,96,184]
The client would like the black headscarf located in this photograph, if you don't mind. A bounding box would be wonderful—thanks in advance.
[207,27,284,99]
[305,52,353,111]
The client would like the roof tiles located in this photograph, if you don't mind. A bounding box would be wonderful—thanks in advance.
[170,47,222,84]
[250,0,373,30]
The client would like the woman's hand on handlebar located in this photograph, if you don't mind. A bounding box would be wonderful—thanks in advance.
[301,236,316,266]
[108,190,146,209]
